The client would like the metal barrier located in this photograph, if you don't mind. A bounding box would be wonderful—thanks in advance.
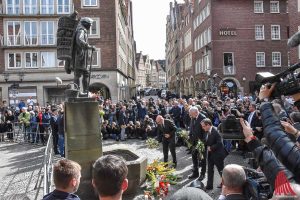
[34,130,53,200]
[10,122,51,144]
[43,130,53,195]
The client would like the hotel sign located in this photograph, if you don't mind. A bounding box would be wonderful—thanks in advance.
[219,29,237,36]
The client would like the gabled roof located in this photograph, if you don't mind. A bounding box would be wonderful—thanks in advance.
[143,55,147,63]
[135,53,142,69]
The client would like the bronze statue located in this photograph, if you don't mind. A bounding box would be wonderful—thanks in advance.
[57,12,96,96]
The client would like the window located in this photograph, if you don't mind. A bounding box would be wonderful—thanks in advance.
[24,0,37,14]
[40,21,55,45]
[89,19,100,37]
[8,53,22,68]
[185,52,192,70]
[57,0,71,14]
[255,25,264,40]
[7,0,20,14]
[25,52,38,68]
[41,52,56,67]
[7,21,21,46]
[208,27,212,43]
[271,25,280,40]
[270,1,280,13]
[223,53,235,75]
[40,0,54,14]
[24,21,38,45]
[184,29,192,48]
[84,0,97,7]
[91,49,101,67]
[272,52,281,67]
[298,0,300,12]
[254,1,263,13]
[256,52,265,67]
[58,60,65,67]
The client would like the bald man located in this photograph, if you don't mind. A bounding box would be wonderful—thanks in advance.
[156,115,177,168]
[218,164,247,200]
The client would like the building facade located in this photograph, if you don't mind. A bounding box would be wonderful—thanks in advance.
[0,0,136,105]
[289,0,300,65]
[166,0,289,96]
[135,52,167,89]
[135,52,146,88]
[157,60,167,89]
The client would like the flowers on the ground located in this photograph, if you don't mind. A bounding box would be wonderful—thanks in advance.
[146,138,159,149]
[143,160,178,199]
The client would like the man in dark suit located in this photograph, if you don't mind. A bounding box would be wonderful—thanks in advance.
[169,101,182,128]
[217,164,247,200]
[201,118,226,190]
[188,106,207,180]
[156,115,177,167]
[246,103,258,129]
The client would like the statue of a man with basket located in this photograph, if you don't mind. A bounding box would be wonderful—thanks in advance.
[57,12,96,96]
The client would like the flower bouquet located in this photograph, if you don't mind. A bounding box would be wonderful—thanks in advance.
[146,138,160,149]
[142,160,179,199]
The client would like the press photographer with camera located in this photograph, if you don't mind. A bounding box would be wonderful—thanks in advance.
[256,83,300,183]
[238,82,300,197]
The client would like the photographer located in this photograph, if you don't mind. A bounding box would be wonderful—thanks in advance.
[240,118,295,189]
[257,83,300,183]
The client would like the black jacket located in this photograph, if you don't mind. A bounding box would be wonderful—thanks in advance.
[170,106,182,121]
[224,194,247,200]
[247,139,296,188]
[260,102,300,183]
[157,119,177,141]
[189,113,206,143]
[206,127,226,160]
[43,189,80,200]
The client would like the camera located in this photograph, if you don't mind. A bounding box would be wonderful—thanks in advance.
[219,115,244,140]
[243,167,272,200]
[255,62,300,98]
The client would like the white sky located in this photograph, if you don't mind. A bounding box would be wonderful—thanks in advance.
[132,0,184,60]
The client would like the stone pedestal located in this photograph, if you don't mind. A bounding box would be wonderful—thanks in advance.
[65,98,102,199]
[103,146,147,195]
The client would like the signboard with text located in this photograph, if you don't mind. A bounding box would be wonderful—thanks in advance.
[219,29,237,36]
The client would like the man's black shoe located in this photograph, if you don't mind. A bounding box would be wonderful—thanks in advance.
[205,186,213,190]
[188,173,199,179]
[198,174,205,181]
[173,162,177,168]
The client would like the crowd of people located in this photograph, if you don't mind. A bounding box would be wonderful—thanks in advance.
[0,99,65,157]
[1,83,300,199]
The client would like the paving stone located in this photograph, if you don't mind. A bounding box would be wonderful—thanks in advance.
[0,139,249,200]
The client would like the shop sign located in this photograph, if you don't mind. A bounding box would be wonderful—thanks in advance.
[90,74,109,79]
[219,29,237,36]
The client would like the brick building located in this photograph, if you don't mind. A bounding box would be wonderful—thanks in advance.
[166,0,289,96]
[288,0,300,64]
[0,0,136,105]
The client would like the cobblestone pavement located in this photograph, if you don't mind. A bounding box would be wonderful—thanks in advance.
[103,139,250,200]
[0,142,45,200]
[0,139,249,200]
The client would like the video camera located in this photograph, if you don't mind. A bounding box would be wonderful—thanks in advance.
[255,62,300,98]
[219,115,244,140]
[243,167,272,200]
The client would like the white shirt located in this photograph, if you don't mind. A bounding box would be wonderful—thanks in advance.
[247,111,255,124]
